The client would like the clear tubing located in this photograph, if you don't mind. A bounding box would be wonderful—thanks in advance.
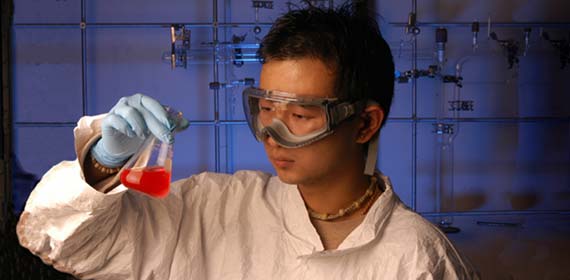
[434,77,455,227]
[434,51,476,227]
[434,31,455,227]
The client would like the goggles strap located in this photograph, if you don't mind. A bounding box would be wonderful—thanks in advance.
[329,100,366,127]
[364,133,379,175]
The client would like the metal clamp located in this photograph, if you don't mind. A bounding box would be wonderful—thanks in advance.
[209,78,255,90]
[396,65,463,87]
[170,24,191,69]
[405,12,421,35]
[433,123,454,135]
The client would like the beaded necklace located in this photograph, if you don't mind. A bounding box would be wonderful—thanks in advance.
[306,175,378,221]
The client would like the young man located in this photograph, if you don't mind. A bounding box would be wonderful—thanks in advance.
[17,3,478,279]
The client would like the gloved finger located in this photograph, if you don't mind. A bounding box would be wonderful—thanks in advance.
[102,113,137,138]
[123,94,174,143]
[124,93,172,129]
[120,100,171,143]
[139,114,172,144]
[112,104,148,139]
[140,95,174,129]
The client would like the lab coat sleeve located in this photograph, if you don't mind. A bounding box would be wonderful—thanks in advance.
[16,115,186,279]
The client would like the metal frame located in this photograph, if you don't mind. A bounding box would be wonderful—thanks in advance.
[8,0,570,219]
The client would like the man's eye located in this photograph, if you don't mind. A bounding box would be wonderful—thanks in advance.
[292,113,311,120]
[260,106,273,112]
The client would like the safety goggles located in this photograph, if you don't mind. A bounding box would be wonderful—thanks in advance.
[242,87,364,148]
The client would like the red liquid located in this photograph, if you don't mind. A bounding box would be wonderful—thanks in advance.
[120,166,171,198]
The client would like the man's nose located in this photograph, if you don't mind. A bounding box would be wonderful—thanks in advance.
[264,135,280,148]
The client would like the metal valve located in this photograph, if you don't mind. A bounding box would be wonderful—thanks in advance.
[209,78,255,90]
[252,1,273,34]
[169,24,191,69]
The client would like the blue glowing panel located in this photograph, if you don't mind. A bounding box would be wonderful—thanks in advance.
[13,28,83,122]
[13,126,76,212]
[434,0,570,22]
[416,122,570,213]
[13,127,76,178]
[376,0,570,22]
[389,83,412,119]
[227,0,299,23]
[86,0,213,23]
[378,122,413,207]
[226,125,274,174]
[218,48,262,121]
[13,0,80,24]
[517,51,570,118]
[85,27,214,120]
[170,126,216,181]
[387,28,413,119]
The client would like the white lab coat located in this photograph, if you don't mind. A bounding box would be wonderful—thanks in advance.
[17,116,479,280]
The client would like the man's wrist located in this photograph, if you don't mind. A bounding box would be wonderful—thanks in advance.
[89,153,121,175]
[91,140,129,167]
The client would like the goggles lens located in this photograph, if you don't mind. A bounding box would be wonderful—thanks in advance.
[256,97,327,136]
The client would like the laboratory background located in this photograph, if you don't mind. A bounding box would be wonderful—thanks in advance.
[0,0,569,279]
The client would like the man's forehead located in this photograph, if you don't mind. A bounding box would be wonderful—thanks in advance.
[259,58,337,98]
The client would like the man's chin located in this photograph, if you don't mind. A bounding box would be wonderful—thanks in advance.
[274,169,301,185]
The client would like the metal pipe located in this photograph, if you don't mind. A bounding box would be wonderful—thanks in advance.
[212,0,221,172]
[81,0,87,116]
[410,0,418,211]
[223,0,234,173]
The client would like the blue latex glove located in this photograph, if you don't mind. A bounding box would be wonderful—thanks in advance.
[91,93,189,167]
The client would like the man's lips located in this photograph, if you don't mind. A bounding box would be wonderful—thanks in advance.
[270,156,295,168]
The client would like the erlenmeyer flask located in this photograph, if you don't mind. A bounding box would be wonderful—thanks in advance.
[120,134,173,198]
[119,107,183,198]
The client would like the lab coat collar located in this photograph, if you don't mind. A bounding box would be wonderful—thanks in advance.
[277,172,399,258]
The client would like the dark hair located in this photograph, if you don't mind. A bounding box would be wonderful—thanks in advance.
[258,1,395,127]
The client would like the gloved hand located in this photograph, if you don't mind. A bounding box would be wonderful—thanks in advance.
[91,93,189,167]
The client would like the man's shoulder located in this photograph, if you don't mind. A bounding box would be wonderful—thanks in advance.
[382,203,450,249]
[377,204,478,278]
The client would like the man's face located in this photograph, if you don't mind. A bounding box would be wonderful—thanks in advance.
[259,58,362,185]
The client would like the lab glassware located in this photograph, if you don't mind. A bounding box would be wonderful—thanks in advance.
[120,134,173,198]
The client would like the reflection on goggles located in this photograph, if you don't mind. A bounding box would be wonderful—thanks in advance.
[257,98,327,136]
[243,87,363,148]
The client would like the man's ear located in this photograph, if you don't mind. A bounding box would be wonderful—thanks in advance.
[356,104,384,144]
